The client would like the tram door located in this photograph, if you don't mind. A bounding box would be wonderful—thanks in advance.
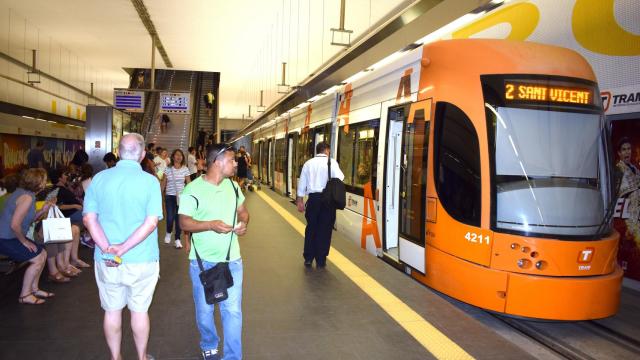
[384,100,431,273]
[259,141,266,184]
[267,139,273,186]
[287,134,297,198]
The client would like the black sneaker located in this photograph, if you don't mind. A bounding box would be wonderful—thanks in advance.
[304,259,313,267]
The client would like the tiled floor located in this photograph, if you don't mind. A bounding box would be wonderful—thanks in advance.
[0,188,534,360]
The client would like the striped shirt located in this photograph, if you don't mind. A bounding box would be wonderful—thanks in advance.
[164,166,190,195]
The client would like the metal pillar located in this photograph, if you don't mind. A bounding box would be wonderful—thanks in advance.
[151,37,156,90]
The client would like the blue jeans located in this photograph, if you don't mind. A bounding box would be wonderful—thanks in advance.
[190,259,243,359]
[165,195,181,237]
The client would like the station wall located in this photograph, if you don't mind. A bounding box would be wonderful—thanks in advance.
[0,6,128,122]
[0,132,83,178]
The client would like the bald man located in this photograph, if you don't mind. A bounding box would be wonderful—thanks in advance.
[83,133,163,360]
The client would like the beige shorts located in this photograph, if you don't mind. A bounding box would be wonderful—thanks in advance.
[95,261,159,312]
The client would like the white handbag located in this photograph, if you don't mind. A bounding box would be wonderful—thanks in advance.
[42,206,73,243]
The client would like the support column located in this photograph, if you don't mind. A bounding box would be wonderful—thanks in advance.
[151,37,156,90]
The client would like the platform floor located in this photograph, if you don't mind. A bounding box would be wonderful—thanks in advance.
[0,188,535,360]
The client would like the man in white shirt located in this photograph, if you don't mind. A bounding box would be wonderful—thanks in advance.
[296,142,344,268]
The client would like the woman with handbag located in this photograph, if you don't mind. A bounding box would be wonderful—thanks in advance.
[0,168,54,305]
[44,168,88,283]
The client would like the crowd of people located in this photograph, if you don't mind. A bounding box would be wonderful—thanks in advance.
[0,130,346,360]
[0,148,95,304]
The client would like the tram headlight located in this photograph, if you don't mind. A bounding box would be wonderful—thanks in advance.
[535,260,547,270]
[517,259,531,269]
[510,243,519,250]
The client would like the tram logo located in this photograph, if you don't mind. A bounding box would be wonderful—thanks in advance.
[601,91,611,112]
[578,247,595,264]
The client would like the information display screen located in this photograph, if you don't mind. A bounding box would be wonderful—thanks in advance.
[114,90,144,113]
[159,92,191,114]
[504,82,595,106]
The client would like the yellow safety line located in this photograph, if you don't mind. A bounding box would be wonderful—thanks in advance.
[255,190,474,360]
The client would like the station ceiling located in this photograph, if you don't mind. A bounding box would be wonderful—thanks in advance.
[1,0,421,118]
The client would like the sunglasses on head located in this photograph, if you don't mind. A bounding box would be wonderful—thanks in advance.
[212,145,234,162]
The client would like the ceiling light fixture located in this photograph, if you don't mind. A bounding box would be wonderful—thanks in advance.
[257,90,266,113]
[277,62,290,94]
[27,50,40,85]
[330,0,353,47]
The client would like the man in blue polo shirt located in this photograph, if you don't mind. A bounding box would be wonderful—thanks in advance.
[83,133,163,360]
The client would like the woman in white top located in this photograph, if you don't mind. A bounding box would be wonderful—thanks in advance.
[161,149,191,248]
[187,146,198,179]
[154,148,169,180]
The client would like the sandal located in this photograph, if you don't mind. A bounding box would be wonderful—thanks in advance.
[18,293,45,305]
[61,267,80,277]
[48,273,71,283]
[33,289,55,298]
[71,259,91,268]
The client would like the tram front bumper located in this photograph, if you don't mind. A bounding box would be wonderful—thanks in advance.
[504,265,624,320]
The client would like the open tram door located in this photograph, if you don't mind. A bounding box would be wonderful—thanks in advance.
[287,132,299,199]
[384,99,431,273]
[268,138,274,187]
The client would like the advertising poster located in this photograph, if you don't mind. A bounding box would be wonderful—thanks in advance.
[0,133,84,177]
[611,118,640,281]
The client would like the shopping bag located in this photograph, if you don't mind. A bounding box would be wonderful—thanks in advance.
[42,206,73,243]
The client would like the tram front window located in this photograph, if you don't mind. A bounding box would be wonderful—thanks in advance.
[483,75,610,237]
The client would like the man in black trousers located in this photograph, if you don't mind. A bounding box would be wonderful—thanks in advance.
[296,142,344,268]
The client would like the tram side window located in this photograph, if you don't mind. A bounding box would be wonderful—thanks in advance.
[354,125,378,190]
[338,127,355,187]
[338,120,379,195]
[434,102,481,227]
[297,132,311,176]
[275,139,286,172]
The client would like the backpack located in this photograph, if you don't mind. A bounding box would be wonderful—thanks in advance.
[322,156,346,210]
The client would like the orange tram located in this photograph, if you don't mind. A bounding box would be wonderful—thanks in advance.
[237,39,622,320]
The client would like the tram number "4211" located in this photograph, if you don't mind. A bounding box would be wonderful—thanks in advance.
[465,232,490,245]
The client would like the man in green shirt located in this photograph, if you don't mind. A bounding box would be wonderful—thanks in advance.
[179,143,249,360]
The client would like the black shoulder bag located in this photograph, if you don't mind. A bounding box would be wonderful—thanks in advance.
[191,178,239,304]
[322,155,346,210]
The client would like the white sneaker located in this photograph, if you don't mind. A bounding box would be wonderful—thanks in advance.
[164,233,172,244]
[174,239,183,249]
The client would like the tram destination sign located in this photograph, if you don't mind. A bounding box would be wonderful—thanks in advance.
[505,82,594,106]
[114,90,145,113]
[159,92,191,114]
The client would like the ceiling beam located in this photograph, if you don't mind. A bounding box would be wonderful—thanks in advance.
[234,0,494,139]
[0,101,86,127]
[130,0,173,68]
[0,51,112,106]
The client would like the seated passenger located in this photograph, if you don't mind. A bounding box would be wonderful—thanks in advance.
[0,173,19,213]
[51,168,90,270]
[0,168,54,304]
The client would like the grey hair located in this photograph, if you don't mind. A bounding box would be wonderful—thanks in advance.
[118,133,145,160]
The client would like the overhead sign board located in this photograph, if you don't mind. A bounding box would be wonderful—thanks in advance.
[159,92,191,114]
[504,82,595,106]
[114,90,144,113]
